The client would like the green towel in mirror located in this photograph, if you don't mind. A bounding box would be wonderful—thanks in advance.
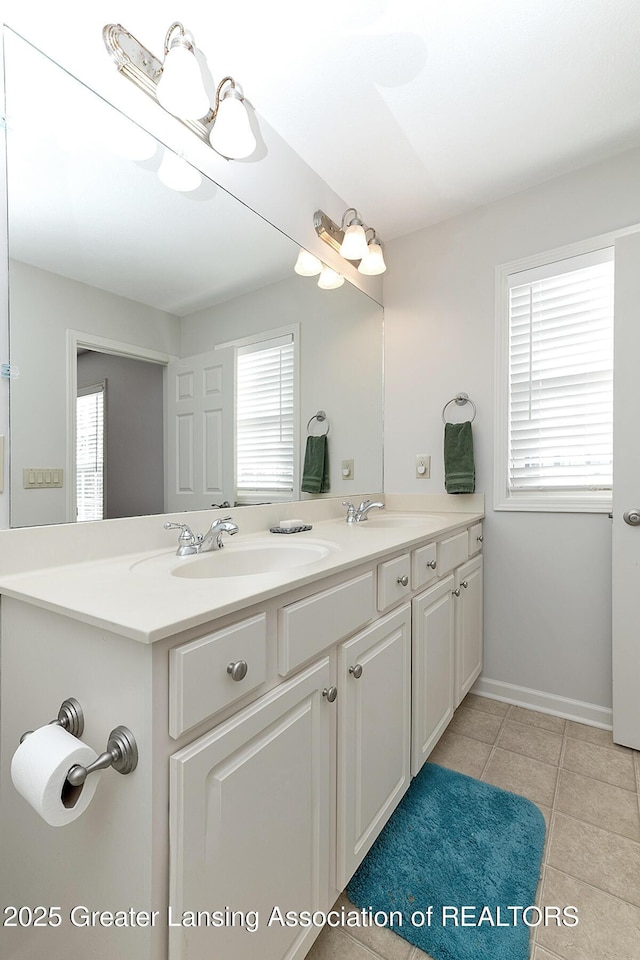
[301,435,330,494]
[444,420,475,493]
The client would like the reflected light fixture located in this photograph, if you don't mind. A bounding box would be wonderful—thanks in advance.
[313,208,386,274]
[103,22,257,160]
[294,249,323,276]
[317,265,345,290]
[157,149,202,192]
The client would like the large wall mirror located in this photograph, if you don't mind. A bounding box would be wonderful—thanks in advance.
[4,28,384,528]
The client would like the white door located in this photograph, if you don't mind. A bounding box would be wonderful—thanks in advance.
[166,349,234,511]
[336,604,411,889]
[612,230,640,748]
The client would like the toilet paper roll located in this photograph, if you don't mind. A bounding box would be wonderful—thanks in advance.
[11,724,102,826]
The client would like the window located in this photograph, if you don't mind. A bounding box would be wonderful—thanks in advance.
[76,381,105,521]
[235,335,295,503]
[495,246,614,512]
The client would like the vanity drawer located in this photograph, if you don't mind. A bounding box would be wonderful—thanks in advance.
[169,613,268,738]
[278,571,375,675]
[437,531,469,576]
[377,553,411,611]
[412,541,438,591]
[469,522,483,555]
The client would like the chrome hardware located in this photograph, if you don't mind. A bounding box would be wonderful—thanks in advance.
[397,575,409,587]
[477,535,484,542]
[322,686,338,702]
[19,697,85,744]
[65,726,138,787]
[461,580,469,589]
[342,501,357,523]
[426,559,437,570]
[163,521,199,556]
[227,660,248,682]
[453,588,461,597]
[623,509,640,526]
[349,664,363,679]
[356,500,385,522]
[165,517,239,554]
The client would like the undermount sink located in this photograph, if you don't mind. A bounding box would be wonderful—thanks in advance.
[131,538,338,580]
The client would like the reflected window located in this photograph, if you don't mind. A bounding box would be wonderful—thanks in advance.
[236,336,294,503]
[76,381,105,521]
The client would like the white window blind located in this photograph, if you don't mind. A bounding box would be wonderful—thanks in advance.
[76,381,105,521]
[236,336,294,502]
[507,249,614,498]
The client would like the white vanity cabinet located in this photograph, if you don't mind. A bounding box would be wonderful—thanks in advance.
[453,554,483,706]
[336,604,411,888]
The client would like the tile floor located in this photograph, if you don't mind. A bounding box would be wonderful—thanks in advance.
[305,694,640,960]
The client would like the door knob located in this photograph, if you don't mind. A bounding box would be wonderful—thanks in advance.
[623,509,640,526]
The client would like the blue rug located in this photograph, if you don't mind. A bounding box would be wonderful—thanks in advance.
[347,763,545,960]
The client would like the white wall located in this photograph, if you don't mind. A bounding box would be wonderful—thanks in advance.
[384,146,640,714]
[181,275,384,497]
[9,261,180,526]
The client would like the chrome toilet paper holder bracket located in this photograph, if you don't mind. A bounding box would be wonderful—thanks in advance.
[19,697,138,785]
[66,725,138,786]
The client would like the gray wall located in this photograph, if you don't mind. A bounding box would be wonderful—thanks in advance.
[77,351,165,519]
[383,146,640,714]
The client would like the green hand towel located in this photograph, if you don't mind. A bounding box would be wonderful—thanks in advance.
[301,435,330,494]
[444,420,475,494]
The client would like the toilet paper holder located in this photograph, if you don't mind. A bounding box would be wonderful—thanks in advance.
[20,697,138,785]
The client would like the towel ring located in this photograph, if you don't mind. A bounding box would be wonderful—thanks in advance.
[306,410,330,436]
[442,392,476,424]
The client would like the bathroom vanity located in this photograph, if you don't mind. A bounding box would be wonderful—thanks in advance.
[0,496,483,960]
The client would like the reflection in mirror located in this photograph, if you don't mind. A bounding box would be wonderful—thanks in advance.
[4,28,384,527]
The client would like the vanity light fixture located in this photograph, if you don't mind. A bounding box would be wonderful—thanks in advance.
[317,265,345,290]
[103,22,257,160]
[313,208,386,274]
[157,149,202,192]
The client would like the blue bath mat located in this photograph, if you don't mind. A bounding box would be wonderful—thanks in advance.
[347,763,545,960]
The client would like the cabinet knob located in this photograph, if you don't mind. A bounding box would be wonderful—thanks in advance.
[349,664,363,679]
[426,560,437,570]
[477,535,484,542]
[396,575,409,587]
[322,686,338,703]
[227,660,248,682]
[461,580,469,589]
[452,588,461,598]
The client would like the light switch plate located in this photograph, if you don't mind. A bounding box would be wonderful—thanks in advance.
[23,468,64,489]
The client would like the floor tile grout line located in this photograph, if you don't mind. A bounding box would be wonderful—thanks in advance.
[543,863,640,913]
[550,808,640,849]
[558,762,638,795]
[478,706,512,778]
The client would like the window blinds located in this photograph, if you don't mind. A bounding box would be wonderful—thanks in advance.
[236,337,294,500]
[508,250,614,493]
[76,381,105,521]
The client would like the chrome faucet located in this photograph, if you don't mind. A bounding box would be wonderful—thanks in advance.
[342,499,385,523]
[164,517,239,555]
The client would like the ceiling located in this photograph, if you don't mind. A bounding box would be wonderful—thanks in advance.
[4,0,640,243]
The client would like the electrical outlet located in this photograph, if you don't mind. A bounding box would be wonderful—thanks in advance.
[415,455,430,479]
[341,459,354,480]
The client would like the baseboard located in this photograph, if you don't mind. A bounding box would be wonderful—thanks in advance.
[471,677,613,730]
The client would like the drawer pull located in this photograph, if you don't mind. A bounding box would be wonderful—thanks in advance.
[426,560,437,570]
[461,580,469,589]
[452,588,461,597]
[227,660,248,682]
[349,664,363,679]
[396,575,409,587]
[477,535,484,542]
[322,686,338,703]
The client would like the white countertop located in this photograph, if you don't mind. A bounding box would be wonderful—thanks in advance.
[0,507,483,643]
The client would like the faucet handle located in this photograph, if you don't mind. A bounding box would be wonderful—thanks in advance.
[164,521,195,541]
[358,499,371,511]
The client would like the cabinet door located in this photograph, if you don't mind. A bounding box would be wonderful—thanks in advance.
[170,658,332,960]
[455,555,483,706]
[337,605,411,889]
[411,575,455,776]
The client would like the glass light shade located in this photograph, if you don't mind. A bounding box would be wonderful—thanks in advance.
[157,150,202,192]
[209,90,256,159]
[156,43,210,119]
[317,265,345,290]
[294,249,322,276]
[358,241,387,275]
[339,222,369,260]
